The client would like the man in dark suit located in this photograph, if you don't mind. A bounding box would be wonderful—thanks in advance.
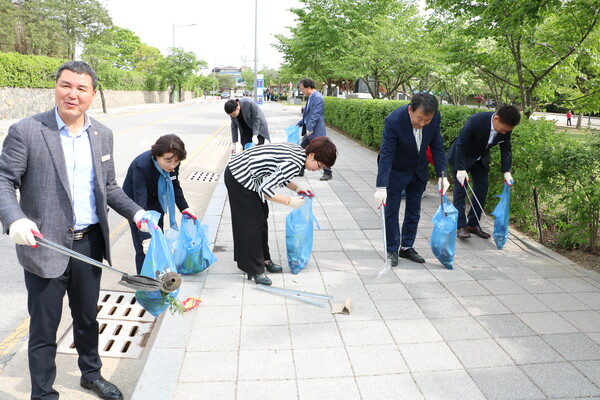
[225,97,271,153]
[0,61,147,400]
[448,105,521,239]
[297,78,331,180]
[374,93,449,265]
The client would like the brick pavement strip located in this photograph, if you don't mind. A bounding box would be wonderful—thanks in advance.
[132,103,600,400]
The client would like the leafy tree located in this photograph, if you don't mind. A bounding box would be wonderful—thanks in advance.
[154,48,205,103]
[216,74,236,92]
[133,44,163,74]
[109,26,143,70]
[0,0,17,53]
[427,0,600,117]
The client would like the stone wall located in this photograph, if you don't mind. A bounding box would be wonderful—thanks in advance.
[0,88,193,120]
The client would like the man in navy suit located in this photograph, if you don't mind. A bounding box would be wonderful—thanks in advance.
[374,93,449,265]
[297,78,331,180]
[448,105,521,239]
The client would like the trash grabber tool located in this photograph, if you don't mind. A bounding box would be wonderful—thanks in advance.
[375,204,391,280]
[33,234,178,292]
[256,285,333,307]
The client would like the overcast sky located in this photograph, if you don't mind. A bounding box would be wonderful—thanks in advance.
[104,0,302,73]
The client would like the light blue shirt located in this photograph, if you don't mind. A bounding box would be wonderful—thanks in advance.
[54,108,99,229]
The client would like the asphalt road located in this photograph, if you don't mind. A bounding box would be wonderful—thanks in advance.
[0,98,232,399]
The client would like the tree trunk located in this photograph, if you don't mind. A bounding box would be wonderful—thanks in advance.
[99,84,107,113]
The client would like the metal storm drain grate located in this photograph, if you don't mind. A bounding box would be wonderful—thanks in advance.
[187,171,219,183]
[57,291,155,359]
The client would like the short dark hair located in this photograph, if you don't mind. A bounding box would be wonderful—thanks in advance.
[304,136,337,168]
[299,78,315,89]
[496,105,521,127]
[224,99,239,114]
[151,134,187,161]
[56,61,98,90]
[409,93,438,115]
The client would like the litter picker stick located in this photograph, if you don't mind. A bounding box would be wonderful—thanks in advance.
[440,172,448,216]
[256,285,332,307]
[375,204,391,280]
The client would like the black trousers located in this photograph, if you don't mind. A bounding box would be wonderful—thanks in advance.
[224,167,271,275]
[240,130,265,148]
[24,226,104,400]
[451,160,489,229]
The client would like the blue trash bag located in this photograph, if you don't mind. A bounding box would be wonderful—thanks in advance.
[244,142,255,150]
[285,124,301,144]
[429,195,458,269]
[491,183,511,250]
[135,210,180,318]
[285,195,320,274]
[173,215,217,274]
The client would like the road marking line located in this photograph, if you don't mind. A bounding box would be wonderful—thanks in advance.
[0,317,29,357]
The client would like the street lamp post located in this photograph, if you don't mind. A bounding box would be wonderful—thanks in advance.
[253,0,258,101]
[172,23,197,52]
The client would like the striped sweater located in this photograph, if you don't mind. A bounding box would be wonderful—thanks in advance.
[228,143,305,200]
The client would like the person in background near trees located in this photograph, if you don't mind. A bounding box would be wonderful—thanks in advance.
[0,60,148,400]
[225,137,337,285]
[374,93,450,266]
[123,134,196,274]
[567,110,573,126]
[225,97,271,153]
[296,78,332,180]
[448,105,521,240]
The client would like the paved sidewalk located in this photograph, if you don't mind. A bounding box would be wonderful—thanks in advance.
[134,103,600,400]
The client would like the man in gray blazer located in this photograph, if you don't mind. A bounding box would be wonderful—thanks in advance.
[0,61,147,400]
[224,97,271,153]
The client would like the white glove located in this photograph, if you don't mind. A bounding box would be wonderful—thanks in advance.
[287,196,305,209]
[142,239,150,254]
[9,218,39,246]
[134,209,149,232]
[374,187,387,208]
[456,170,469,186]
[438,177,450,195]
[504,172,514,186]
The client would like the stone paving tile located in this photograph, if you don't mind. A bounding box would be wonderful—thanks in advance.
[293,348,353,379]
[573,360,600,387]
[558,310,600,332]
[514,278,564,294]
[375,299,427,320]
[179,351,238,382]
[237,380,298,400]
[457,295,511,316]
[356,374,424,400]
[174,382,236,400]
[297,377,361,400]
[364,283,412,301]
[496,335,564,364]
[238,349,295,381]
[468,366,545,400]
[239,325,292,350]
[542,333,600,361]
[289,322,342,349]
[535,292,590,312]
[476,315,536,338]
[448,339,514,369]
[413,370,486,400]
[287,303,336,325]
[241,304,288,326]
[462,266,509,281]
[416,297,470,319]
[442,280,491,297]
[479,279,528,295]
[399,342,462,372]
[346,344,409,375]
[549,277,600,293]
[520,362,600,398]
[517,312,579,335]
[387,318,443,344]
[404,282,453,299]
[193,304,242,327]
[187,325,241,351]
[337,320,395,346]
[431,317,491,341]
[334,299,382,322]
[573,291,600,310]
[497,294,551,313]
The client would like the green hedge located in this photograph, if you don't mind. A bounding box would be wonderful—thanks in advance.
[0,52,165,91]
[324,97,600,252]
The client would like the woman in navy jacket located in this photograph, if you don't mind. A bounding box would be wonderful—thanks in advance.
[123,134,193,273]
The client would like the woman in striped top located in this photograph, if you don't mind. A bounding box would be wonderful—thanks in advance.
[225,137,337,285]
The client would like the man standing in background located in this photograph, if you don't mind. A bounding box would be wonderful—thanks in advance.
[297,78,331,180]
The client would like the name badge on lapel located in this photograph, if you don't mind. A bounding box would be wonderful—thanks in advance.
[101,154,111,163]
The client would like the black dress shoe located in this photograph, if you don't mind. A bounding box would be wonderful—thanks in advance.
[399,248,425,263]
[247,273,272,285]
[467,225,490,239]
[387,252,398,267]
[457,227,471,239]
[80,376,123,400]
[320,173,332,181]
[264,260,283,273]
